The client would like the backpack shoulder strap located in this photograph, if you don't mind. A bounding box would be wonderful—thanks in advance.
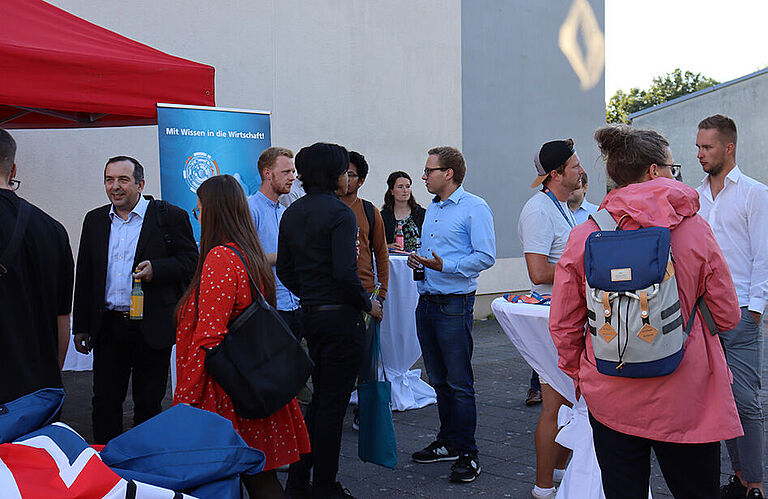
[153,199,173,255]
[684,296,720,337]
[0,198,32,277]
[589,209,618,231]
[362,199,376,250]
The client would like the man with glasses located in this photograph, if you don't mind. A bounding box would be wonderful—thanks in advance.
[340,150,389,308]
[695,115,767,499]
[73,155,197,444]
[0,128,74,406]
[408,146,495,484]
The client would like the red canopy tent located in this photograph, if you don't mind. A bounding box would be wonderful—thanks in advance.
[1,0,215,128]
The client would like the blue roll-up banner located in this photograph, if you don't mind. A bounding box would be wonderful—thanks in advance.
[157,103,271,240]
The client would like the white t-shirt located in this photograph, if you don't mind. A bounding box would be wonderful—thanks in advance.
[518,190,575,295]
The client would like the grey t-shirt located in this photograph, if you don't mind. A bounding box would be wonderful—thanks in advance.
[517,190,575,295]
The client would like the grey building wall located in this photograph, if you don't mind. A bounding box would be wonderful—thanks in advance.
[461,0,606,260]
[11,0,463,256]
[631,69,768,189]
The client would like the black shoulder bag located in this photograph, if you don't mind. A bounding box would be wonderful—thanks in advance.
[203,245,313,419]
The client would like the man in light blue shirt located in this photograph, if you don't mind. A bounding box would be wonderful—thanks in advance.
[247,147,301,334]
[568,172,598,225]
[407,146,495,484]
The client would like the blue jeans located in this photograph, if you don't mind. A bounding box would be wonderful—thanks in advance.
[720,307,764,484]
[415,293,477,453]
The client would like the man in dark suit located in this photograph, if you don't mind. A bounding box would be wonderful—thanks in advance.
[73,156,197,444]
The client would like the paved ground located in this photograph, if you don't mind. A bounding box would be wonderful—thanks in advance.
[61,318,767,498]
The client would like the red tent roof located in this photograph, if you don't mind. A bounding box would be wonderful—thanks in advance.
[0,0,215,128]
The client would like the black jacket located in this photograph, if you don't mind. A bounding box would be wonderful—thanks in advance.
[277,192,371,312]
[73,197,198,349]
[380,205,426,244]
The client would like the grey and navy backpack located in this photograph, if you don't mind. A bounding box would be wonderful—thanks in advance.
[584,210,718,378]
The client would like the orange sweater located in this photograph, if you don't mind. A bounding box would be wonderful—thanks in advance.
[345,197,389,299]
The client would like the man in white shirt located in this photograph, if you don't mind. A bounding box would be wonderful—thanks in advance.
[567,171,599,225]
[695,114,767,499]
[518,139,584,499]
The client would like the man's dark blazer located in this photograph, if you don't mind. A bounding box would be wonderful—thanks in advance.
[73,196,198,350]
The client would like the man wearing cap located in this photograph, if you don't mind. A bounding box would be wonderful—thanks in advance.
[518,139,584,499]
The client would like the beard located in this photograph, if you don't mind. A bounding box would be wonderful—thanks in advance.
[271,178,291,195]
[703,156,725,176]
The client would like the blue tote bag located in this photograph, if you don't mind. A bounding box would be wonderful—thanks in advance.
[357,321,397,469]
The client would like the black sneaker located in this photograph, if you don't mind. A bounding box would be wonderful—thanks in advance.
[286,481,312,499]
[313,482,355,499]
[721,475,748,499]
[747,488,764,499]
[411,440,460,463]
[449,453,481,483]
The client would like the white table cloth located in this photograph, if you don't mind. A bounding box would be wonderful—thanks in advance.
[352,255,436,411]
[491,298,607,499]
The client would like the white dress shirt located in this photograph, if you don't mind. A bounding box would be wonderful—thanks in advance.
[697,165,768,314]
[104,196,149,311]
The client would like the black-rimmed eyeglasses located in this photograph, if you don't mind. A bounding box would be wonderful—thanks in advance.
[9,179,20,191]
[192,207,200,220]
[659,164,682,177]
[423,167,450,175]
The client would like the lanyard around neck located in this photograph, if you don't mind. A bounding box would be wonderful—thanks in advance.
[542,188,575,228]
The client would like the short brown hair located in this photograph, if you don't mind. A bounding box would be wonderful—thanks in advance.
[0,128,17,178]
[698,114,737,148]
[428,146,466,184]
[257,147,294,178]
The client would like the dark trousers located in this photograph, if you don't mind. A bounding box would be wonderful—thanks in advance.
[287,308,365,493]
[415,293,477,453]
[279,308,305,342]
[589,413,720,498]
[92,313,172,444]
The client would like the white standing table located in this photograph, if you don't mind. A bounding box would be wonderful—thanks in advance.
[352,255,436,411]
[492,298,616,499]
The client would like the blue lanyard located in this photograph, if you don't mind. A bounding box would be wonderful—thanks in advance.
[543,188,575,228]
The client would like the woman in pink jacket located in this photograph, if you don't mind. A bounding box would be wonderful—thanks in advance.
[549,125,742,498]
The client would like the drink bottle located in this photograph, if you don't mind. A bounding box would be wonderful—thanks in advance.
[395,223,405,249]
[364,282,382,328]
[129,277,144,320]
[413,242,425,281]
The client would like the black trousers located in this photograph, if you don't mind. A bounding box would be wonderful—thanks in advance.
[590,413,720,498]
[278,308,305,342]
[91,313,172,444]
[287,308,364,493]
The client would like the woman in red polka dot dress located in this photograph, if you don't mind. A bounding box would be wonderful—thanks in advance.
[174,175,310,498]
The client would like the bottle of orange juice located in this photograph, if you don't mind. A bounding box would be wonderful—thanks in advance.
[129,277,144,320]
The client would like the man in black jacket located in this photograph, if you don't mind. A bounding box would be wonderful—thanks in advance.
[73,156,197,444]
[0,128,74,405]
[278,143,382,499]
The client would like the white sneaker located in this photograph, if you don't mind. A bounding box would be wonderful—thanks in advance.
[531,486,557,499]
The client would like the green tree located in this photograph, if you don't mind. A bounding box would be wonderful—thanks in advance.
[606,69,719,123]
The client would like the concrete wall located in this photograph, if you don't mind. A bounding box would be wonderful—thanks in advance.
[8,0,607,316]
[631,70,768,189]
[10,0,462,257]
[462,0,606,297]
